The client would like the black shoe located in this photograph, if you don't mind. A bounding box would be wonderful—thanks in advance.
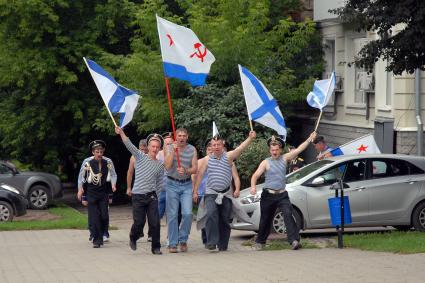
[152,249,162,255]
[291,240,301,250]
[218,247,228,251]
[93,243,101,248]
[206,244,216,251]
[129,239,137,251]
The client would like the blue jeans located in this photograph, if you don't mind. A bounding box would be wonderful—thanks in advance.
[166,178,193,248]
[158,190,167,219]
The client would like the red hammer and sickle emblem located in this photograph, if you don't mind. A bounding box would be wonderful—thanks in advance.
[190,42,207,62]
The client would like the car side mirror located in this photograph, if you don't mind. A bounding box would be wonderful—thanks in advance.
[311,177,325,185]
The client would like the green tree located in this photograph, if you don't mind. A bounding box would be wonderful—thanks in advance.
[0,0,323,180]
[0,0,138,171]
[333,0,425,75]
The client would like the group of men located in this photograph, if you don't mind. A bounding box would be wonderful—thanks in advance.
[77,125,321,254]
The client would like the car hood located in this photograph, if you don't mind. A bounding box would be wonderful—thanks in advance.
[239,182,299,199]
[18,171,59,180]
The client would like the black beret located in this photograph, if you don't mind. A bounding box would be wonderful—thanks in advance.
[312,135,325,144]
[267,135,285,148]
[162,132,173,139]
[204,138,212,149]
[89,140,106,151]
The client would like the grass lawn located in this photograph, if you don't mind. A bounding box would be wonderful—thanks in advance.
[343,231,425,254]
[242,236,320,250]
[0,204,88,231]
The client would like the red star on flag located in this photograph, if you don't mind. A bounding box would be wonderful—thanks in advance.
[357,144,368,153]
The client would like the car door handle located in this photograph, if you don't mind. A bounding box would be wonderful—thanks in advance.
[354,186,366,191]
[404,180,417,184]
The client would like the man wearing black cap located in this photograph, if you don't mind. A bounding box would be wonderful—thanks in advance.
[77,140,117,248]
[194,131,256,251]
[250,131,316,250]
[115,126,164,255]
[312,135,333,160]
[287,146,306,173]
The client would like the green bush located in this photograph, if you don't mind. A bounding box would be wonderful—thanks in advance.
[236,138,269,188]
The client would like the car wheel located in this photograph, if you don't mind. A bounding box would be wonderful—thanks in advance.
[28,185,50,209]
[412,202,425,232]
[271,207,302,234]
[0,201,14,222]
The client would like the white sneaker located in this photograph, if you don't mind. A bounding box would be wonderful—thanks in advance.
[254,243,264,251]
[147,236,152,242]
[291,240,301,250]
[103,235,109,242]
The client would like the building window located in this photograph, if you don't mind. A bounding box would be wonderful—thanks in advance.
[353,38,373,104]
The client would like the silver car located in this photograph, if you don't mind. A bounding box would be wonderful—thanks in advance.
[0,161,63,209]
[231,154,425,234]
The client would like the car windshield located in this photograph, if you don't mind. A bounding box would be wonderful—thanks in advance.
[286,159,334,184]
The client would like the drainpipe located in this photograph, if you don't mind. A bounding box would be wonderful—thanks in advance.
[416,69,423,156]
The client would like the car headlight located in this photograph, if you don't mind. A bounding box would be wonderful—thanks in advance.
[1,184,21,195]
[240,193,261,204]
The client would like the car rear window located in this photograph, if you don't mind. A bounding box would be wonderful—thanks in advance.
[371,159,424,179]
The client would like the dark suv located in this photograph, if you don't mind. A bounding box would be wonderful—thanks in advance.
[0,161,63,209]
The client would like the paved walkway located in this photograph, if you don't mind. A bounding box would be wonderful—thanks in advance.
[1,205,424,283]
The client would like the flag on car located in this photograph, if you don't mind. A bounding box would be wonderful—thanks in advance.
[331,134,381,156]
[156,15,215,87]
[306,72,336,110]
[238,65,287,138]
[84,57,140,128]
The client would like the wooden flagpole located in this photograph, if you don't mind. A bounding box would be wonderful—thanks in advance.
[314,111,323,132]
[164,77,181,167]
[83,57,118,128]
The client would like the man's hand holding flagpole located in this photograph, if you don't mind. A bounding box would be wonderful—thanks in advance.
[83,57,140,129]
[307,72,336,131]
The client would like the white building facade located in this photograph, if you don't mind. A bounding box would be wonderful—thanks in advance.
[301,0,424,159]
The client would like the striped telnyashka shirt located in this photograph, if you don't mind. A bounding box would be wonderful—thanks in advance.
[166,144,195,180]
[264,157,287,190]
[205,152,232,194]
[124,139,164,195]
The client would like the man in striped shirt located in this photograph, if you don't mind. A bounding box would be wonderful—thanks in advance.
[250,132,316,250]
[115,126,164,255]
[164,128,198,253]
[194,131,256,251]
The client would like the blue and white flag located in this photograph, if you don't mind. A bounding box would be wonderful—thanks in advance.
[213,121,219,137]
[238,65,287,138]
[307,72,336,110]
[156,15,215,87]
[84,57,140,128]
[331,134,381,156]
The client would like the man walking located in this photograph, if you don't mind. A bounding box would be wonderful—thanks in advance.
[250,132,316,250]
[164,128,198,253]
[77,140,117,248]
[194,131,256,251]
[313,135,333,160]
[157,132,174,220]
[115,126,164,255]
